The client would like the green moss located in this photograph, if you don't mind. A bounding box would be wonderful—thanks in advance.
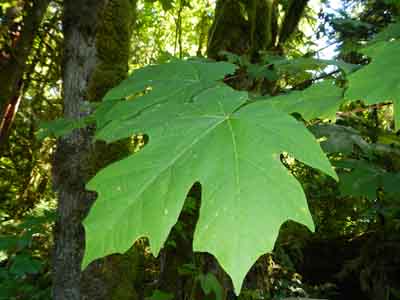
[80,243,146,300]
[105,245,145,300]
[207,0,274,61]
[83,0,137,181]
[96,0,135,64]
[207,0,250,59]
[111,284,138,300]
[87,64,127,101]
[87,0,136,101]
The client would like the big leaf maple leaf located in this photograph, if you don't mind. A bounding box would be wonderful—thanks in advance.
[346,41,400,129]
[82,60,337,293]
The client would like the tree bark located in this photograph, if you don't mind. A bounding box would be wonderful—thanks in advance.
[207,0,309,60]
[278,0,309,45]
[52,0,139,299]
[207,0,309,95]
[207,0,250,60]
[52,1,106,299]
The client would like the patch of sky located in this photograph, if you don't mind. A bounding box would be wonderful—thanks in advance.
[309,0,345,59]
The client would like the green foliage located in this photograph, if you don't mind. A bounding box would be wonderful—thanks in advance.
[336,159,400,200]
[269,80,344,121]
[132,0,212,64]
[0,210,54,300]
[37,117,90,140]
[9,254,43,276]
[1,112,57,218]
[196,272,223,300]
[5,1,400,299]
[147,273,223,300]
[219,50,358,84]
[145,0,174,11]
[371,20,400,43]
[82,59,336,293]
[219,51,279,82]
[101,59,235,102]
[0,2,60,297]
[310,124,371,154]
[147,290,174,300]
[269,57,357,75]
[346,41,400,128]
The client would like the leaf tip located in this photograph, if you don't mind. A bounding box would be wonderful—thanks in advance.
[330,167,339,182]
[231,278,245,297]
[81,246,94,271]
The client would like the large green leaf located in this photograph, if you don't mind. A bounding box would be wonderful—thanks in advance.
[310,124,370,154]
[371,19,400,43]
[82,60,337,294]
[37,117,90,140]
[102,59,235,102]
[335,159,400,200]
[345,40,400,129]
[93,59,236,129]
[269,80,344,121]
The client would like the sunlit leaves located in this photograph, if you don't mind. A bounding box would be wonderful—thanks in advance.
[371,20,400,43]
[346,41,400,129]
[82,60,336,294]
[269,80,344,121]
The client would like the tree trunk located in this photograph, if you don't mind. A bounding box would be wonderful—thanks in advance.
[207,0,278,61]
[278,0,309,45]
[207,0,309,95]
[52,1,105,299]
[52,1,138,299]
[207,0,309,60]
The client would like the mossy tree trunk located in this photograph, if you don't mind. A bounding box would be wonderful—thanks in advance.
[207,0,309,61]
[52,1,140,299]
[206,0,278,61]
[207,0,308,95]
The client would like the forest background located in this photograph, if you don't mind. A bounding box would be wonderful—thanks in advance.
[1,0,400,300]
